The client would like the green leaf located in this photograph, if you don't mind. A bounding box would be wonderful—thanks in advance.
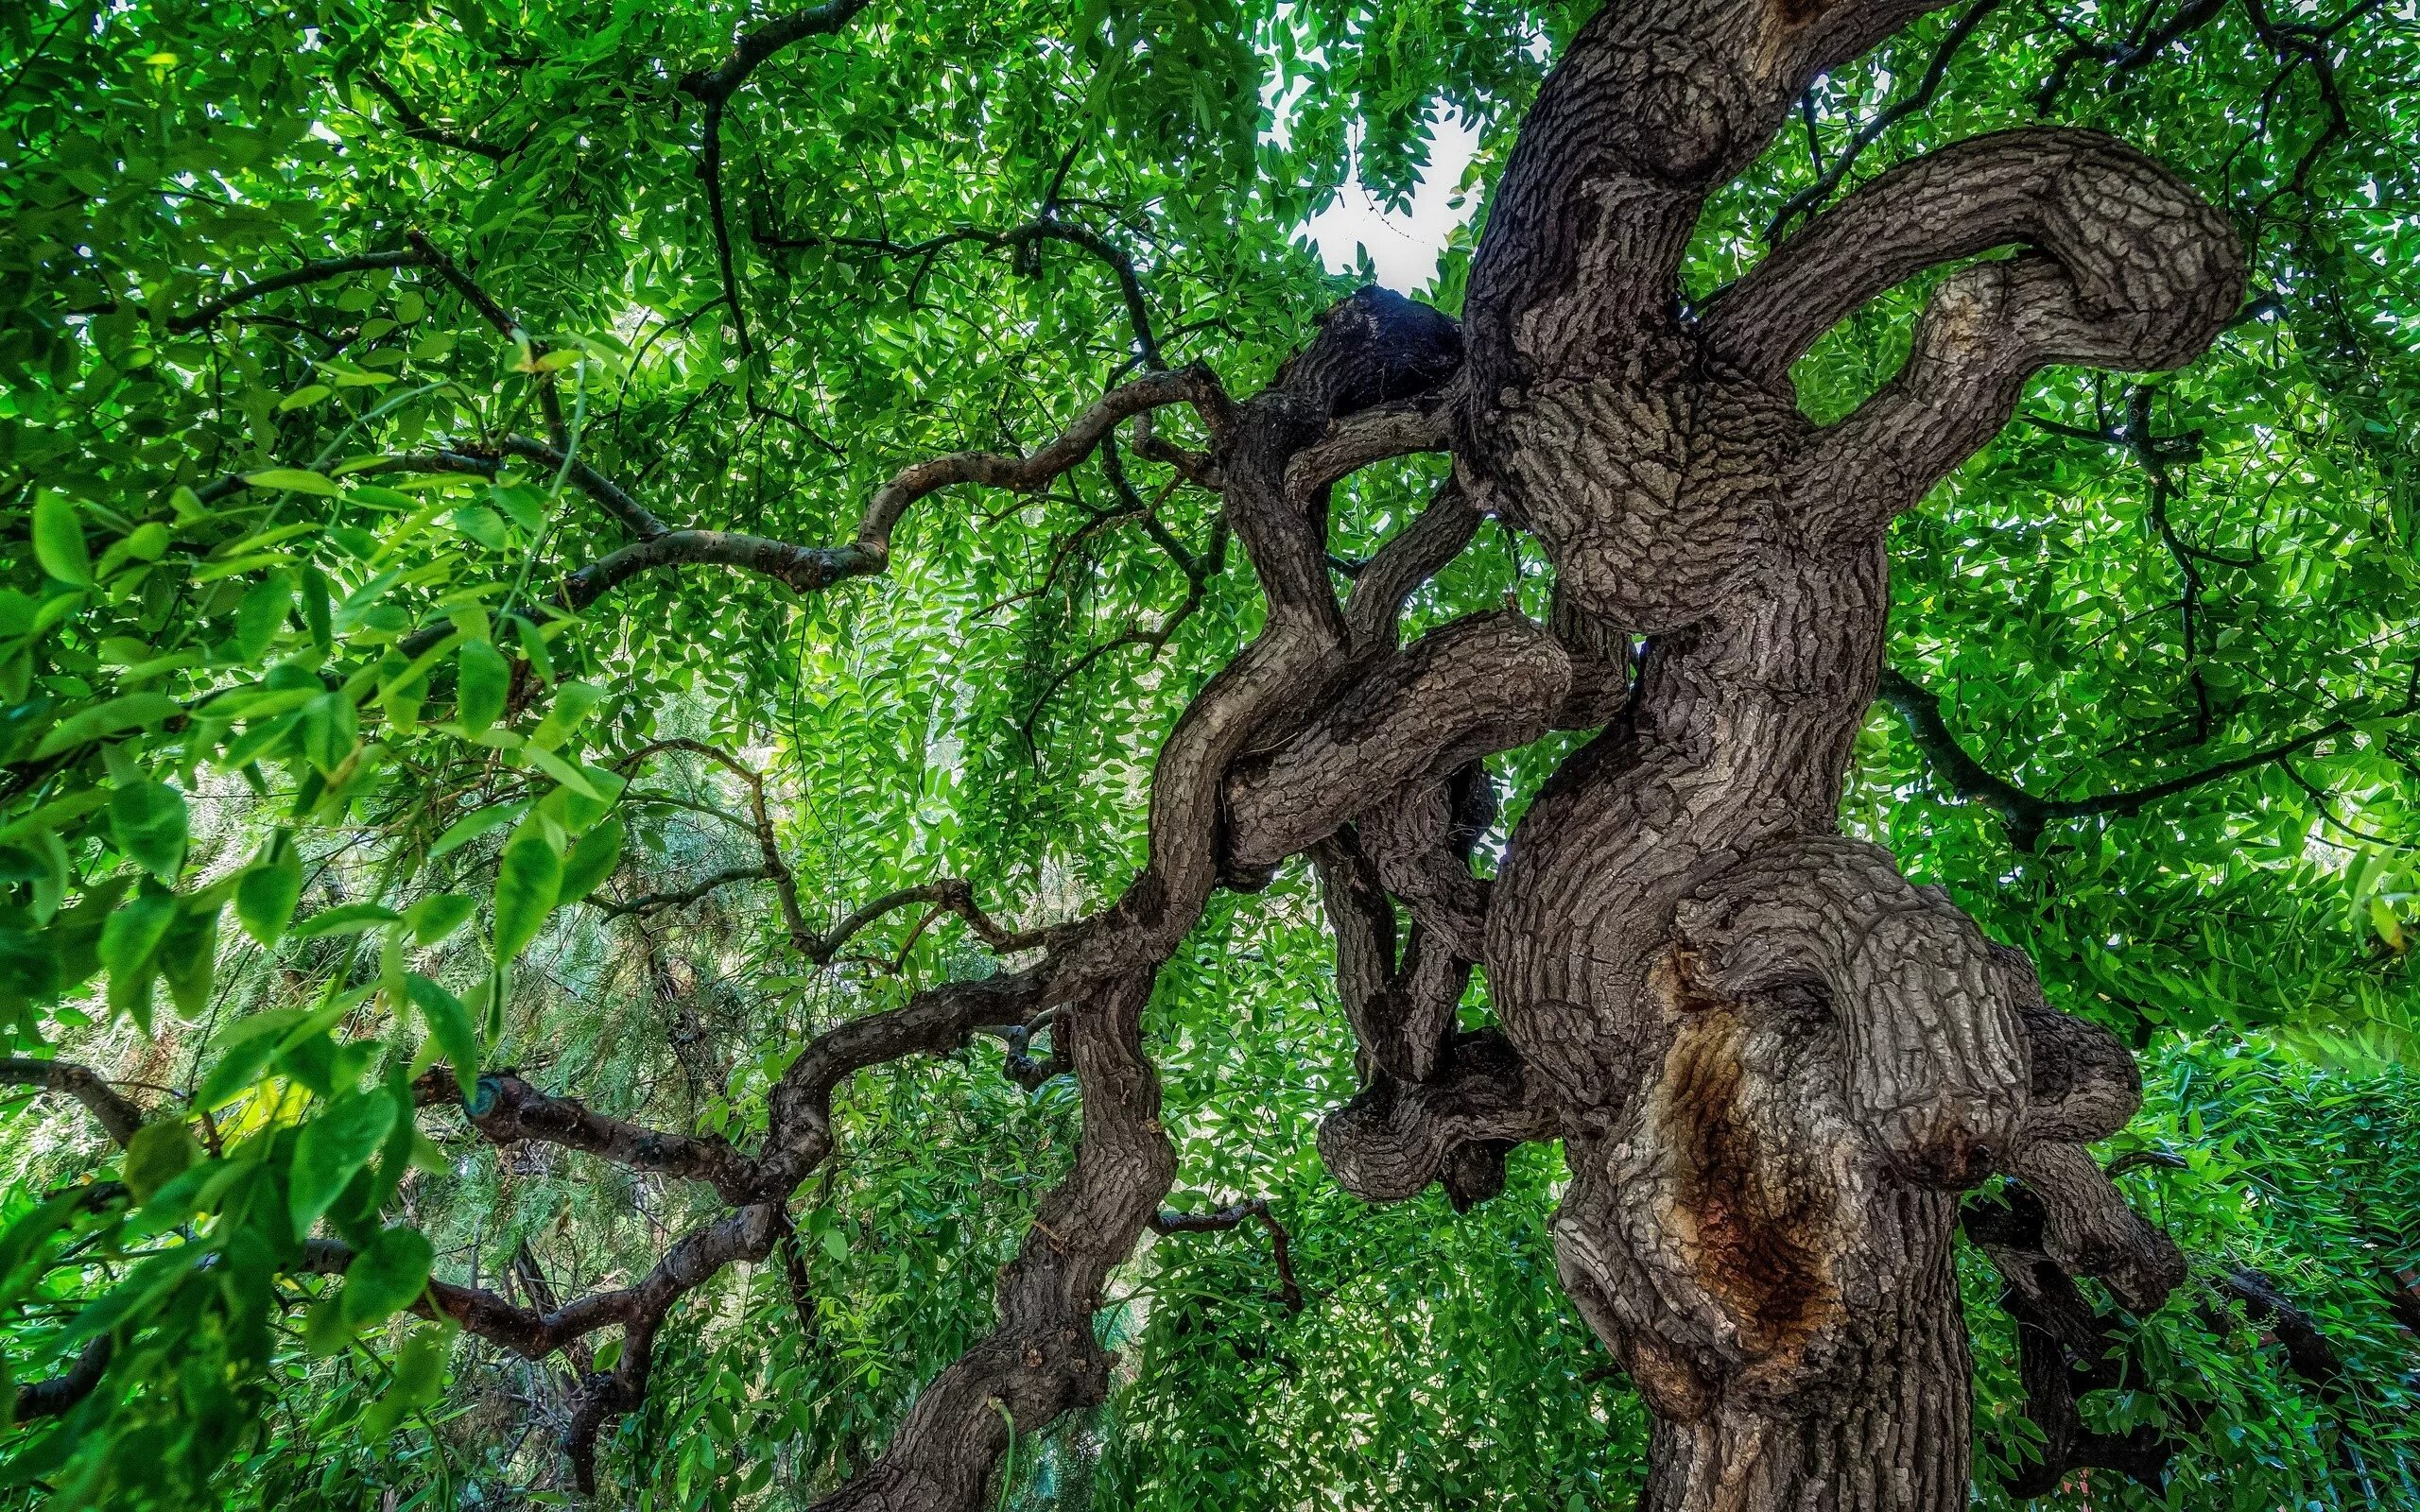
[427,800,526,859]
[449,506,511,550]
[492,828,562,961]
[406,973,481,1101]
[243,467,342,496]
[98,890,178,1030]
[300,564,334,651]
[236,833,305,943]
[197,1016,301,1109]
[456,637,510,734]
[297,689,359,773]
[31,491,92,586]
[291,902,405,939]
[234,571,295,660]
[289,1087,399,1235]
[31,692,181,758]
[361,1327,448,1439]
[158,902,218,1019]
[109,781,188,881]
[528,680,606,752]
[341,1225,435,1328]
[405,892,477,945]
[556,816,624,906]
[123,1118,201,1202]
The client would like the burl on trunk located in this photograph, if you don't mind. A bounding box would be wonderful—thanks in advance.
[1312,2,2241,1507]
[805,5,2243,1507]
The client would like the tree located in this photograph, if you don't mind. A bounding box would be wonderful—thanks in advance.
[3,1,2416,1510]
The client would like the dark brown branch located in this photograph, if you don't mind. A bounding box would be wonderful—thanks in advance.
[610,741,1044,968]
[403,230,567,445]
[616,739,814,953]
[1878,663,2403,848]
[679,0,877,106]
[1962,1184,2195,1496]
[758,965,1055,1197]
[760,217,1166,369]
[1,1057,147,1146]
[593,863,780,919]
[369,438,667,541]
[2215,1266,2348,1397]
[1225,610,1571,870]
[413,1071,762,1203]
[1713,127,2243,395]
[10,1337,112,1421]
[2034,0,2231,111]
[564,367,1229,610]
[306,1204,784,1493]
[358,70,512,162]
[678,0,878,358]
[1150,1197,1305,1311]
[165,249,426,335]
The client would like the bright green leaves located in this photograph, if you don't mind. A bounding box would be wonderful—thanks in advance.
[30,692,181,760]
[297,689,359,774]
[109,780,187,880]
[456,638,510,734]
[528,679,605,752]
[406,973,480,1100]
[242,467,342,497]
[557,816,624,907]
[234,571,294,660]
[340,1225,435,1329]
[359,1327,451,1439]
[449,506,512,552]
[493,823,562,962]
[236,832,304,943]
[98,888,178,1031]
[122,1118,201,1202]
[31,491,93,587]
[404,891,476,945]
[288,1086,399,1236]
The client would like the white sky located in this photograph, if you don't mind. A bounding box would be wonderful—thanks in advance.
[1298,110,1483,293]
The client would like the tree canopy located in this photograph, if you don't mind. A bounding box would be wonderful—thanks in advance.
[2,0,2417,1509]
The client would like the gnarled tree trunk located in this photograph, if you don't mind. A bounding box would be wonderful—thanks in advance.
[815,3,2243,1506]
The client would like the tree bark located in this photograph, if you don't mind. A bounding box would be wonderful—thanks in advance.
[1404,4,2244,1507]
[793,6,2245,1506]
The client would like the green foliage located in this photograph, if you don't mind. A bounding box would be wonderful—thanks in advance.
[2,0,2417,1509]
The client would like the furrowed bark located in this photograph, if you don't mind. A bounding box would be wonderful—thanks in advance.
[1431,4,2250,1505]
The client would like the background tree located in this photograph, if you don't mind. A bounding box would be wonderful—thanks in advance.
[2,0,2417,1509]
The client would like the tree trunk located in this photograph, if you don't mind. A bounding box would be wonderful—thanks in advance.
[816,5,2245,1506]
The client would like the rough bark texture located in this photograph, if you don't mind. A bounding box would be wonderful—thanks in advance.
[757,4,2241,1503]
[44,3,2231,1502]
[1409,5,2243,1506]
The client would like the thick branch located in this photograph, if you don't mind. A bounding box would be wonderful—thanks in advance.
[1225,610,1571,870]
[1765,0,2006,242]
[1711,126,2244,392]
[415,1071,762,1203]
[10,1337,112,1422]
[1675,834,2029,1188]
[0,1057,147,1146]
[1318,1030,1557,1208]
[679,0,876,105]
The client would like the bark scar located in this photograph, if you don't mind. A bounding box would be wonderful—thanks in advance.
[1657,975,1838,1365]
